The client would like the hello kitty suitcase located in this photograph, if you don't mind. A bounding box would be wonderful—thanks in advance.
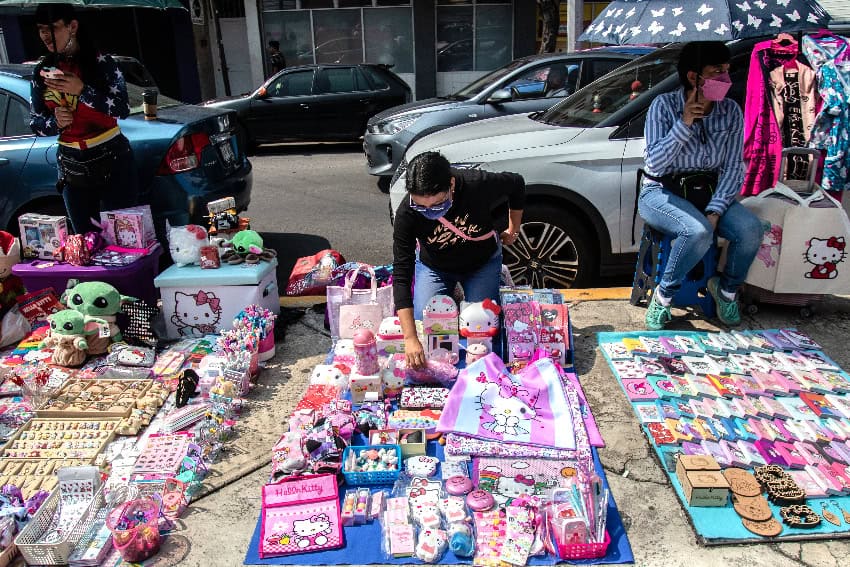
[259,474,344,558]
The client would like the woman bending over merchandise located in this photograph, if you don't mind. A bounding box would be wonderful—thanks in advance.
[29,3,139,234]
[392,152,525,369]
[638,41,762,330]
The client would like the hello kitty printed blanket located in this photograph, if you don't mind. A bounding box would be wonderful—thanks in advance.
[437,353,576,450]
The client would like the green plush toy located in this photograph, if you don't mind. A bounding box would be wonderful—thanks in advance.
[61,280,136,355]
[221,230,276,265]
[43,310,107,367]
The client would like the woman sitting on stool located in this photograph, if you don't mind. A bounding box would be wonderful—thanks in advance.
[638,41,762,330]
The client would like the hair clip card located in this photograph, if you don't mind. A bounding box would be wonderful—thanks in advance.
[774,352,814,374]
[700,440,732,467]
[824,395,850,419]
[673,335,704,356]
[655,400,681,421]
[787,469,827,498]
[601,341,631,360]
[612,359,645,380]
[762,330,798,351]
[706,374,744,398]
[691,417,719,442]
[819,370,850,394]
[658,356,688,376]
[705,353,742,375]
[737,440,766,466]
[621,338,649,356]
[672,377,699,399]
[621,378,658,401]
[648,376,681,399]
[682,440,709,456]
[659,336,686,356]
[779,329,821,351]
[681,356,720,376]
[684,374,720,398]
[792,370,834,394]
[635,355,668,377]
[645,422,676,445]
[795,350,840,371]
[799,393,840,419]
[637,336,669,358]
[634,403,664,423]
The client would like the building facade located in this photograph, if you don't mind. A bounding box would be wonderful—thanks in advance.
[208,0,537,100]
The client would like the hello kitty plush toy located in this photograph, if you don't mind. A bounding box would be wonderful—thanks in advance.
[167,223,209,267]
[309,364,349,392]
[459,299,501,351]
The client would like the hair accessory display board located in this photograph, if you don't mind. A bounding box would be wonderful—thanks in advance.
[599,330,850,545]
[243,448,632,566]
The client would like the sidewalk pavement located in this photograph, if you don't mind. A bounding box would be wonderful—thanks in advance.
[148,294,850,567]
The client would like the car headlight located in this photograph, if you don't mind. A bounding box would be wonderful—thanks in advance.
[371,114,422,135]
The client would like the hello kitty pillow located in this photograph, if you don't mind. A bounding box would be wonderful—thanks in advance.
[167,223,208,267]
[459,299,501,338]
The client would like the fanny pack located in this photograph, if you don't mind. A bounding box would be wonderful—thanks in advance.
[631,169,718,244]
[57,146,118,190]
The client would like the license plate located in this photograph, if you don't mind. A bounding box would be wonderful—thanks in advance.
[218,139,235,163]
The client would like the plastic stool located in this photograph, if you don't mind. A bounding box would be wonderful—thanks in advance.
[630,226,717,318]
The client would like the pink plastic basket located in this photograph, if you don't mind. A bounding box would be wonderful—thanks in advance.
[556,531,610,561]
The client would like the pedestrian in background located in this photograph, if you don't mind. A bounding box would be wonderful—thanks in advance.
[268,40,286,76]
[29,3,138,234]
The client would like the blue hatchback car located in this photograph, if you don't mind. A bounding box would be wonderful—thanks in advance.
[0,64,252,242]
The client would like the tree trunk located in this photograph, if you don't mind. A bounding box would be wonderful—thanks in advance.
[538,0,561,54]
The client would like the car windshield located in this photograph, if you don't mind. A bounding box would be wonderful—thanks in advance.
[453,58,529,100]
[126,82,182,114]
[535,45,682,128]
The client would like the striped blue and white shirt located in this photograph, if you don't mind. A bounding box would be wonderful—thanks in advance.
[643,88,744,215]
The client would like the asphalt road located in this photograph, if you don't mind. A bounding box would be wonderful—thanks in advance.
[247,143,394,268]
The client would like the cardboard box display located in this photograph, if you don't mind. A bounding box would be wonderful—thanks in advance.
[99,205,156,248]
[18,214,68,259]
[398,428,427,457]
[675,454,729,507]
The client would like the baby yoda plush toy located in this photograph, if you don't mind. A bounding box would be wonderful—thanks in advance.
[61,280,136,355]
[42,310,106,367]
[221,230,276,265]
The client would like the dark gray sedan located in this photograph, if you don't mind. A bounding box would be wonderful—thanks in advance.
[364,46,655,192]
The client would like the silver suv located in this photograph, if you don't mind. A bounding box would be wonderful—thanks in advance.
[365,47,654,192]
[389,41,755,288]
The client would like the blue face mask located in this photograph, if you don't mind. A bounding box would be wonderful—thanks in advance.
[410,194,452,220]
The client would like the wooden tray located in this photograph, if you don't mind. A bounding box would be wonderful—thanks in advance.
[36,379,153,419]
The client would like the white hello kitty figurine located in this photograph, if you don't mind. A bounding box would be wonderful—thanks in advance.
[804,236,846,280]
[381,353,406,398]
[167,223,209,267]
[377,316,405,356]
[170,290,223,336]
[415,528,448,563]
[309,364,349,390]
[423,294,459,335]
[459,299,501,351]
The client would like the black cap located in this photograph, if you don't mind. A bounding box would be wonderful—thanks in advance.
[35,3,77,25]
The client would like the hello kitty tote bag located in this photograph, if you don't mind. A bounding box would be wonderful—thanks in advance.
[260,474,343,558]
[437,353,576,450]
[741,183,850,294]
[327,264,394,340]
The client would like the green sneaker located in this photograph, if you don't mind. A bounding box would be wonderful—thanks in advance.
[645,292,672,331]
[707,276,741,326]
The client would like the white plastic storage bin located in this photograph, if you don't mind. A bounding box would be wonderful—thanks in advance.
[154,259,280,339]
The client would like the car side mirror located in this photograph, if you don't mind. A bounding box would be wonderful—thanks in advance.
[487,88,513,103]
[256,87,268,99]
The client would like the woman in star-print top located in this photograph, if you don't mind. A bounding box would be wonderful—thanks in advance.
[29,3,139,234]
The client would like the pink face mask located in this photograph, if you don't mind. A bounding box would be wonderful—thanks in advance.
[700,72,732,102]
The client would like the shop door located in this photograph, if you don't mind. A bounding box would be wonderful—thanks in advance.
[219,18,253,96]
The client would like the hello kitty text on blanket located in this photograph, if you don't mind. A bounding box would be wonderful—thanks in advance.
[437,353,576,450]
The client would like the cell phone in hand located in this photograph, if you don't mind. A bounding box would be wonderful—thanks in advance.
[40,67,64,80]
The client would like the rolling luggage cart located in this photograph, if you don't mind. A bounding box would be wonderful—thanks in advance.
[741,148,826,318]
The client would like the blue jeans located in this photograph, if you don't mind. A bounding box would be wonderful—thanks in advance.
[638,186,762,298]
[413,244,503,320]
[59,135,139,234]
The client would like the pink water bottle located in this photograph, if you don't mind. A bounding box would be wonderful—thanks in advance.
[352,329,379,375]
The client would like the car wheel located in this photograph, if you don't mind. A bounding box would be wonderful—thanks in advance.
[503,204,597,289]
[377,177,391,194]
